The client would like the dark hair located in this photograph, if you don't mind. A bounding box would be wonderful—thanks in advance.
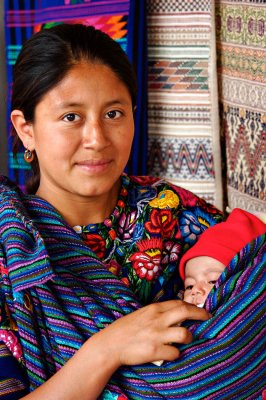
[11,23,137,193]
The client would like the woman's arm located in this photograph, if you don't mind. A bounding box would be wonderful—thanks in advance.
[21,301,210,400]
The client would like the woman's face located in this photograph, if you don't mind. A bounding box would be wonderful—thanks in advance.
[30,62,134,204]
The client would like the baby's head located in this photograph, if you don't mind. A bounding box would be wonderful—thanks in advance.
[179,209,266,307]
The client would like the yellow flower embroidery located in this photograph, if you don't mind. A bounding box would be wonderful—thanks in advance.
[198,217,210,229]
[149,190,179,209]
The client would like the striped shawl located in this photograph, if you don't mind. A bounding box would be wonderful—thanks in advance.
[0,176,265,399]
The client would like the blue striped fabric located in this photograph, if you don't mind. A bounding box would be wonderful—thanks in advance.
[0,175,265,399]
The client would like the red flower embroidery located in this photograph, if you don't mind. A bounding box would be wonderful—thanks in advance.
[84,233,105,259]
[129,238,162,281]
[109,229,117,240]
[0,330,23,360]
[121,277,130,287]
[0,264,8,276]
[198,197,223,215]
[131,176,159,185]
[176,187,198,207]
[106,260,121,276]
[145,209,176,237]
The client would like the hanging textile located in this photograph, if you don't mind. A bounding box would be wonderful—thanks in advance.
[4,0,147,191]
[215,0,266,213]
[146,0,223,209]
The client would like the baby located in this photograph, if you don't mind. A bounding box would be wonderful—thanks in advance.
[179,208,266,307]
[153,208,265,367]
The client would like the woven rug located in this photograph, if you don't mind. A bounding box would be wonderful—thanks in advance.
[216,0,266,213]
[146,0,223,209]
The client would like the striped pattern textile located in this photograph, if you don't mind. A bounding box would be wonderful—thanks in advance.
[4,0,147,190]
[146,0,223,209]
[215,0,266,212]
[0,175,265,399]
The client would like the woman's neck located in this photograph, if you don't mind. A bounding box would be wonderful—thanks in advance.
[36,181,121,227]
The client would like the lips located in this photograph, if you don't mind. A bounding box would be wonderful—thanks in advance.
[75,158,112,172]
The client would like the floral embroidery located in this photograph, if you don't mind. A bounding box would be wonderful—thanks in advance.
[83,233,106,259]
[128,186,157,205]
[70,175,222,304]
[149,190,179,209]
[118,210,137,240]
[0,263,8,276]
[145,209,176,237]
[198,197,223,215]
[129,238,162,281]
[0,329,23,360]
[161,241,182,265]
[106,260,121,276]
[179,208,216,245]
[176,187,198,207]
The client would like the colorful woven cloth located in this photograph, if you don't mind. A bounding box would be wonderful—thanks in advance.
[0,175,265,399]
[216,0,266,212]
[146,1,223,208]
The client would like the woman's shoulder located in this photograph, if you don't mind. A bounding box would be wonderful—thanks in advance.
[126,174,223,218]
[0,175,22,198]
[127,174,201,200]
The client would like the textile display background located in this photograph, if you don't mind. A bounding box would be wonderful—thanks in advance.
[4,0,148,191]
[216,0,266,213]
[4,1,266,212]
[146,0,223,209]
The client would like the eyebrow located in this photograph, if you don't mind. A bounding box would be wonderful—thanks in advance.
[56,98,131,109]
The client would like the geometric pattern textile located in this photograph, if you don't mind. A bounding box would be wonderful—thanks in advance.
[147,0,223,209]
[4,0,148,189]
[216,0,266,213]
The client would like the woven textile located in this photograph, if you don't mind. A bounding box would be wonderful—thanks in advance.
[0,175,265,399]
[146,0,223,208]
[4,0,148,190]
[216,0,266,212]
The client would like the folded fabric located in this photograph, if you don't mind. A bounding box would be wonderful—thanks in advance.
[0,176,265,399]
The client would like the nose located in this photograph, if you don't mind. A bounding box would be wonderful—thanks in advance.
[82,119,110,150]
[191,282,207,296]
[190,282,209,305]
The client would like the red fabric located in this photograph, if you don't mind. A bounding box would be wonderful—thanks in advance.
[179,208,266,280]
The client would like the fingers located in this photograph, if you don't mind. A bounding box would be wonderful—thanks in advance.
[154,300,211,328]
[157,344,180,363]
[181,302,211,321]
[163,326,193,345]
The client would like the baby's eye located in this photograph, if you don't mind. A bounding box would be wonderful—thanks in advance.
[63,113,80,122]
[185,285,193,291]
[208,280,217,285]
[106,110,122,119]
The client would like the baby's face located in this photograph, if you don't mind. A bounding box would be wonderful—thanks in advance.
[183,256,225,307]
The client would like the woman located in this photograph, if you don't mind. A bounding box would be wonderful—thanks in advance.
[1,24,264,399]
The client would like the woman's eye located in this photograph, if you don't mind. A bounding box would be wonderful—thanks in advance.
[106,110,122,119]
[185,285,193,291]
[63,113,80,122]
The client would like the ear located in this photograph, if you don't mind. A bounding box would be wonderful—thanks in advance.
[10,110,35,150]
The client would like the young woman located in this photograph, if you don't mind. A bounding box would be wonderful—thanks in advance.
[0,24,263,399]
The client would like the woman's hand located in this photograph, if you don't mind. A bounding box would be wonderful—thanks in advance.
[93,300,211,367]
[21,300,210,399]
